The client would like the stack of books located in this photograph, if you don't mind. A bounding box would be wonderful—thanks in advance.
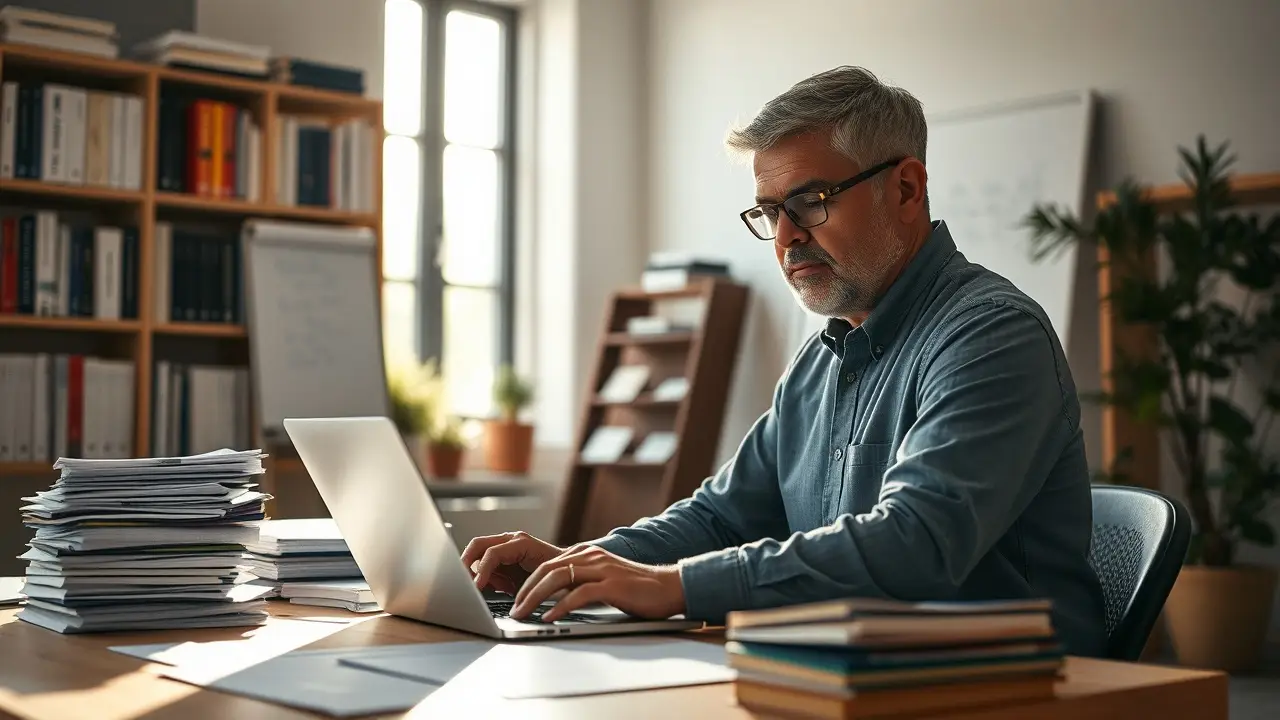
[280,578,379,613]
[241,518,363,586]
[270,57,365,95]
[641,251,730,293]
[726,598,1064,719]
[15,449,273,633]
[0,6,118,58]
[134,31,270,78]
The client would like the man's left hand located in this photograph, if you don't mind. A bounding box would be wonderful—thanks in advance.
[511,545,685,623]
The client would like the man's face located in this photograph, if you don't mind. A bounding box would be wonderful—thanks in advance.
[752,131,905,319]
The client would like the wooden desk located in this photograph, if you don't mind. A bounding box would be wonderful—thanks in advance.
[0,603,1228,720]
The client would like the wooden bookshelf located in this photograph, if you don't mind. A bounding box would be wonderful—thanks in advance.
[0,41,384,477]
[556,278,749,545]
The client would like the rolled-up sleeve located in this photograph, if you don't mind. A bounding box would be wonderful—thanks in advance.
[673,303,1070,622]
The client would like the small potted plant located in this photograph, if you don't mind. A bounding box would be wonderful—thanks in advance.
[386,361,430,452]
[386,359,468,479]
[424,413,468,480]
[482,364,535,474]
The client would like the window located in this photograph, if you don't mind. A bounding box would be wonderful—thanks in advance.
[382,0,517,418]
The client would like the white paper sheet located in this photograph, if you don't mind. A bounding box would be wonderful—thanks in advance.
[1,576,24,605]
[336,641,496,683]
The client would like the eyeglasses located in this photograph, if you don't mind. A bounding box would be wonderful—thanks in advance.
[739,158,902,241]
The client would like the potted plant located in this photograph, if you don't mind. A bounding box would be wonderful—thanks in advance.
[386,359,468,479]
[1025,137,1280,671]
[482,365,536,474]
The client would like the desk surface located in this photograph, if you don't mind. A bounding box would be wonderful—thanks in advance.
[0,603,1228,720]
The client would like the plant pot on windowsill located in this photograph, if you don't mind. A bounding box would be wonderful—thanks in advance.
[1164,564,1278,672]
[483,419,534,475]
[425,442,466,480]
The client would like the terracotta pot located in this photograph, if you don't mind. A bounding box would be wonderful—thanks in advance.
[482,419,534,474]
[425,444,465,480]
[1164,564,1278,672]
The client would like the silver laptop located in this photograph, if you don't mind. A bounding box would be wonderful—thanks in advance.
[283,416,702,639]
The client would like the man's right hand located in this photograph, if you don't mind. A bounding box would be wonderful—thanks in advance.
[459,531,565,596]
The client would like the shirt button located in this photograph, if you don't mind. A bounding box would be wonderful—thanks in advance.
[874,344,884,356]
[845,372,857,384]
[833,448,844,461]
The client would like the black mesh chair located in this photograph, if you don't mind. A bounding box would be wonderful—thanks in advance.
[1087,484,1191,661]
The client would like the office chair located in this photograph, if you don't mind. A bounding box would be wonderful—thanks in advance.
[1087,484,1191,661]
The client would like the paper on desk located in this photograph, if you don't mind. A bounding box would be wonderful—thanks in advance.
[1,576,24,605]
[337,641,496,683]
[161,646,438,717]
[353,637,735,699]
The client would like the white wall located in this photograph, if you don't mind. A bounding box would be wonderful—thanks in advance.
[646,0,1280,632]
[195,0,385,99]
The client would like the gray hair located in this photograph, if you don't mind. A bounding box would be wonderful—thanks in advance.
[725,66,927,176]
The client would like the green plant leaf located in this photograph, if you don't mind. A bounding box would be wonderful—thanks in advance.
[1208,396,1255,445]
[1239,517,1277,547]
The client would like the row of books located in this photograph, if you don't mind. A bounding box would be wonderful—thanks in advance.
[156,94,262,201]
[275,115,377,211]
[0,353,135,463]
[0,82,145,189]
[152,361,251,458]
[152,222,243,325]
[0,212,139,320]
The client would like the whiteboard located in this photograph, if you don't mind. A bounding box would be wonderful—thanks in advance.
[244,220,389,441]
[790,90,1095,350]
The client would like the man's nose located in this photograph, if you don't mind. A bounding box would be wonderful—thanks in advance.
[773,211,808,249]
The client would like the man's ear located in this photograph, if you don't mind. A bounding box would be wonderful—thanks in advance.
[895,158,927,223]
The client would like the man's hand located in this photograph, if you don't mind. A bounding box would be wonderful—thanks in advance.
[511,544,685,623]
[460,531,564,596]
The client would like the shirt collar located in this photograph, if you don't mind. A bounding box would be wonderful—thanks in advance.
[819,220,957,356]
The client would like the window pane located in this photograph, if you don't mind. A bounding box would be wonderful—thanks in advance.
[383,135,421,281]
[442,286,497,417]
[444,10,503,148]
[441,144,499,286]
[383,280,418,365]
[384,0,424,136]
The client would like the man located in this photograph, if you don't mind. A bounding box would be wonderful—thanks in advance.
[461,66,1107,656]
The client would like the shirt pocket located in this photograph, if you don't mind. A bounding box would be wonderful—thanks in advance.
[835,442,893,516]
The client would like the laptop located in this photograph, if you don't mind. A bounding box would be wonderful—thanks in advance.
[283,416,703,639]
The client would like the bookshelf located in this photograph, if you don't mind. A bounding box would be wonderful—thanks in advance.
[555,277,749,545]
[0,41,383,476]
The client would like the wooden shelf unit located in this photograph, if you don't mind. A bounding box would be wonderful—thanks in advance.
[1095,172,1280,489]
[0,42,384,474]
[555,277,749,545]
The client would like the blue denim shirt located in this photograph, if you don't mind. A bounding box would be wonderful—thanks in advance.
[589,220,1107,656]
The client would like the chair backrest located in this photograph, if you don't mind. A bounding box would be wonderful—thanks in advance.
[1087,484,1191,661]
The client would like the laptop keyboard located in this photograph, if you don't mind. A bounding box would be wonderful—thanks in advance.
[486,600,600,624]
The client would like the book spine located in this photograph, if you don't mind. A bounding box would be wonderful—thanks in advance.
[247,122,261,202]
[94,227,121,320]
[17,215,36,313]
[34,211,58,315]
[15,86,30,178]
[85,92,111,186]
[121,227,138,319]
[209,102,224,197]
[56,223,70,315]
[231,234,243,323]
[221,236,233,323]
[188,100,214,195]
[0,82,16,179]
[1,216,16,313]
[65,88,86,185]
[222,104,237,198]
[41,85,63,182]
[79,227,94,317]
[154,222,170,323]
[52,355,68,459]
[109,94,125,188]
[0,359,11,461]
[200,236,215,321]
[11,356,32,461]
[32,353,49,462]
[297,127,315,205]
[123,95,143,190]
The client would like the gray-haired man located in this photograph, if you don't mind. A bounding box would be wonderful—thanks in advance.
[461,66,1107,657]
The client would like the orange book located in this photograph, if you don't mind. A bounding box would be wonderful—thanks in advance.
[187,100,214,196]
[210,102,224,197]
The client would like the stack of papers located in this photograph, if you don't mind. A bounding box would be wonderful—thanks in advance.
[241,518,361,583]
[280,579,379,613]
[15,449,275,633]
